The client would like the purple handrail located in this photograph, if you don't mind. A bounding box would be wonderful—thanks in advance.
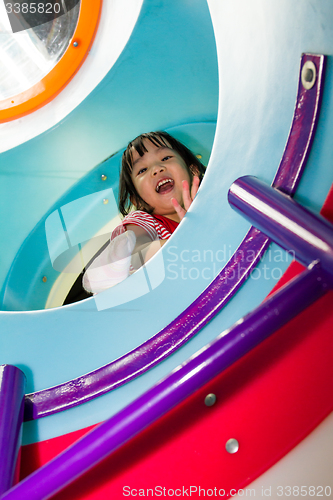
[228,176,333,282]
[272,53,326,195]
[0,264,329,500]
[0,365,26,496]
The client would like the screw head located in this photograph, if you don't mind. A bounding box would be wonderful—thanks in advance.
[225,438,239,454]
[101,174,107,181]
[204,393,216,406]
[73,41,79,47]
[42,276,47,283]
[196,154,202,159]
[103,198,109,205]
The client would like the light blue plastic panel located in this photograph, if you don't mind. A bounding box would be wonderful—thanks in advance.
[0,152,122,311]
[1,0,333,447]
[0,0,218,292]
[1,122,216,311]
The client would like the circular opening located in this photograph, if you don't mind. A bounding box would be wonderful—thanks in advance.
[0,2,81,101]
[0,0,102,122]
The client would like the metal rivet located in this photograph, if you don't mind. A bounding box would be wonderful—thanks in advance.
[73,41,79,47]
[103,198,109,205]
[204,393,216,406]
[196,154,202,159]
[101,174,107,181]
[42,276,47,283]
[301,60,316,90]
[225,438,239,454]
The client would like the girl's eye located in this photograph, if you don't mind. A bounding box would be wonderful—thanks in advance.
[138,167,147,175]
[162,155,172,161]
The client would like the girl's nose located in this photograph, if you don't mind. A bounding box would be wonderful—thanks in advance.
[152,164,165,176]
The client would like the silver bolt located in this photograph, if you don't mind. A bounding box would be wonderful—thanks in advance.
[73,41,79,47]
[204,393,216,406]
[225,438,239,454]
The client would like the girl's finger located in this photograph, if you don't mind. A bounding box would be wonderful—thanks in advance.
[191,175,200,200]
[182,180,192,211]
[171,197,186,220]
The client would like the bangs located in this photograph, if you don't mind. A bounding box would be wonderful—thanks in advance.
[125,133,171,171]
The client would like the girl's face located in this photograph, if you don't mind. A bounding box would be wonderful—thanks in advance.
[130,140,192,221]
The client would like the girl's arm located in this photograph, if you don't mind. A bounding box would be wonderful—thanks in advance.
[124,224,167,267]
[83,175,200,293]
[82,229,136,293]
[82,223,166,293]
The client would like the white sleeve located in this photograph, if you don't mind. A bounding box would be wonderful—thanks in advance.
[82,230,136,294]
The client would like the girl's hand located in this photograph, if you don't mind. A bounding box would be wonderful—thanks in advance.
[171,175,200,221]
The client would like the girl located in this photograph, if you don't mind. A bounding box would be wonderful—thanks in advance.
[83,131,205,294]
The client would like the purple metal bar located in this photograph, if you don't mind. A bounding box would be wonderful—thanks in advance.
[229,176,333,282]
[24,53,326,421]
[272,54,326,195]
[24,227,270,421]
[1,265,329,500]
[0,365,26,496]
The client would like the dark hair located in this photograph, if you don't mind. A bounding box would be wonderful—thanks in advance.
[119,131,206,216]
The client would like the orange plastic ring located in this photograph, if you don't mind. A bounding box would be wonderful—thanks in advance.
[0,0,102,123]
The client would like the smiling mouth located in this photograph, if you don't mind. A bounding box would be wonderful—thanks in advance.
[156,178,174,193]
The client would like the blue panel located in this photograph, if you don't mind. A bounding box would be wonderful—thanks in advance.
[0,0,218,290]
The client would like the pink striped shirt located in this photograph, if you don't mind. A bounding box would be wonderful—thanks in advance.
[111,210,178,241]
